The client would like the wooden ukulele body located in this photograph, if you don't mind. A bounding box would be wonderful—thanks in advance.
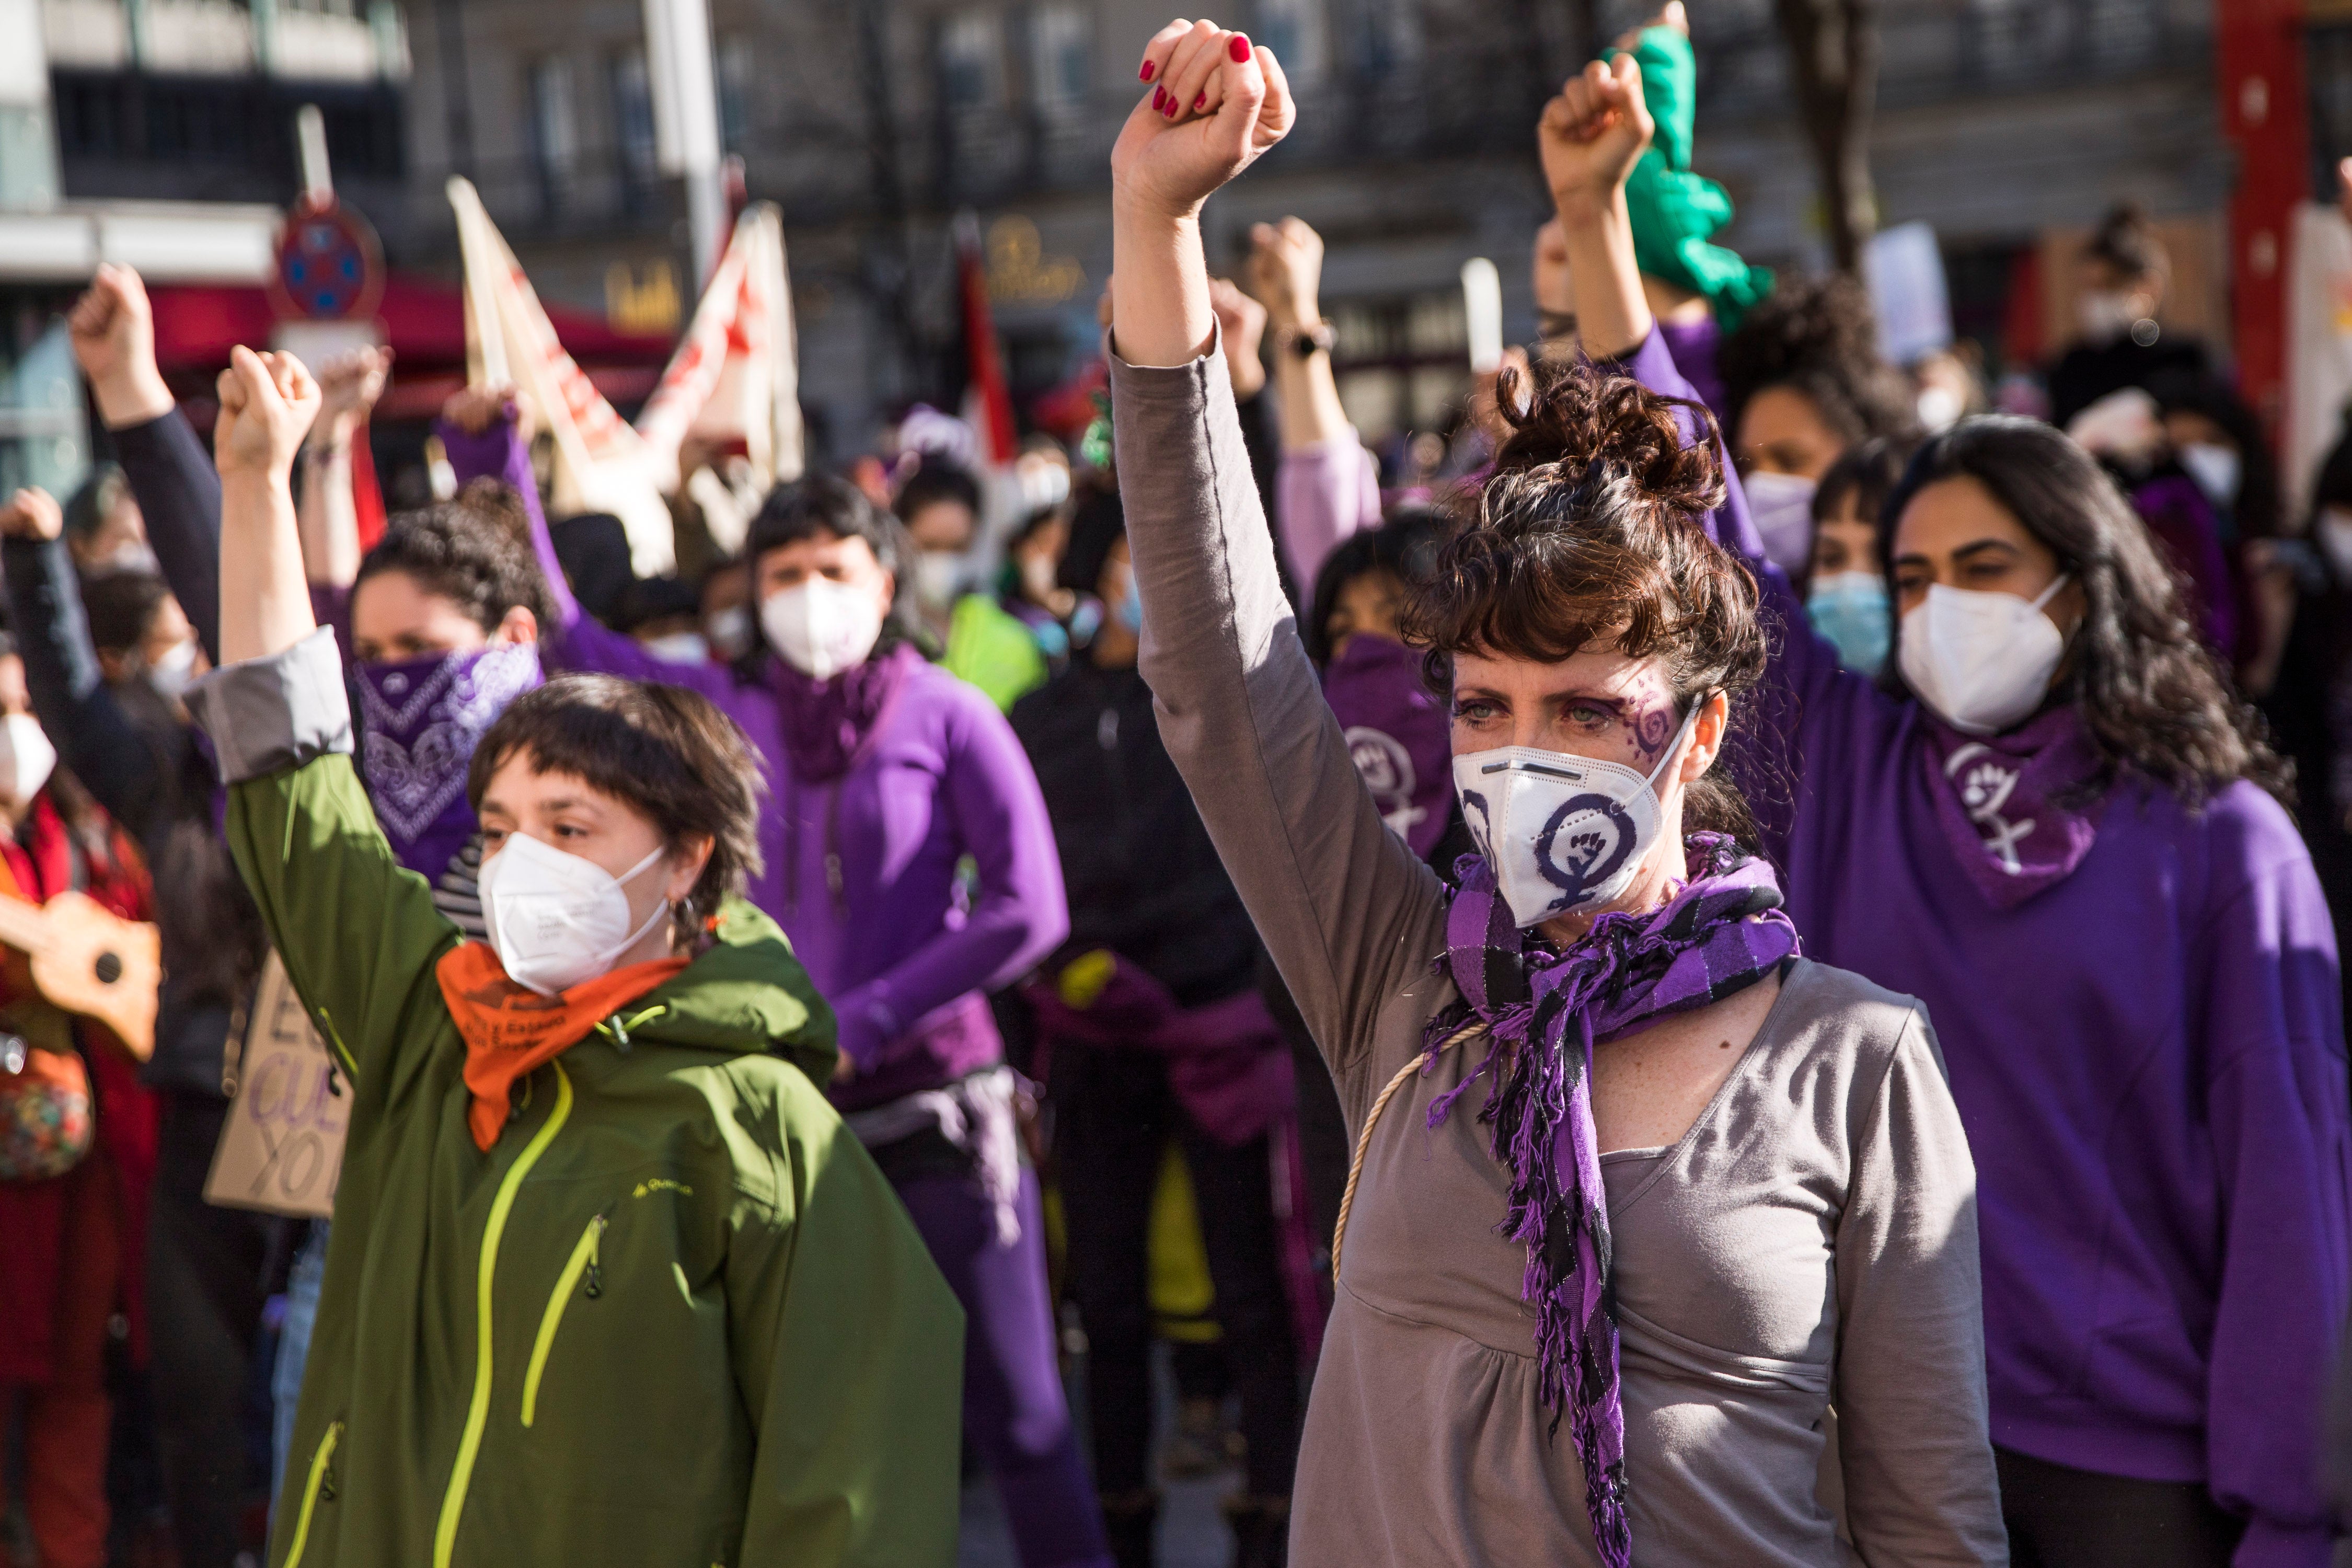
[1,891,163,1061]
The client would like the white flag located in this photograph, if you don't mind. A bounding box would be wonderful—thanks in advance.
[448,177,676,575]
[635,202,804,509]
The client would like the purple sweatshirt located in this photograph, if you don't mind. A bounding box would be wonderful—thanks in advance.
[1275,429,1381,590]
[441,420,1070,1111]
[1621,330,2349,1564]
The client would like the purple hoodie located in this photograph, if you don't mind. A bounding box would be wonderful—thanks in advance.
[1619,329,2349,1565]
[440,419,1070,1111]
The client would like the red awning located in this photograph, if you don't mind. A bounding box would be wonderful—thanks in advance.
[146,273,674,419]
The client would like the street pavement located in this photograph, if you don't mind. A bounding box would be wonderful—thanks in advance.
[958,1341,1239,1568]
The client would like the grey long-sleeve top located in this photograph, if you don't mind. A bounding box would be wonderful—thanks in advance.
[1111,340,2005,1567]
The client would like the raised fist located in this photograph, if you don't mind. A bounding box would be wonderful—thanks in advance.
[215,347,321,482]
[67,264,173,429]
[0,488,63,543]
[1538,55,1655,220]
[441,382,527,439]
[1248,217,1323,332]
[315,344,395,436]
[1111,19,1295,222]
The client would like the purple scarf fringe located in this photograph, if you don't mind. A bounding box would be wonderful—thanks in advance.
[1424,833,1800,1568]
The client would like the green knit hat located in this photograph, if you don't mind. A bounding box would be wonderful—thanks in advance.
[1608,26,1774,330]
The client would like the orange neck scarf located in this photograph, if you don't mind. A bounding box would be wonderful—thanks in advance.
[436,941,689,1150]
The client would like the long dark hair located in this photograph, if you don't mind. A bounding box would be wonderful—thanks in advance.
[1402,360,1769,851]
[1880,417,2289,805]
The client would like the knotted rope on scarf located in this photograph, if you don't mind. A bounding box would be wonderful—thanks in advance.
[1337,834,1797,1568]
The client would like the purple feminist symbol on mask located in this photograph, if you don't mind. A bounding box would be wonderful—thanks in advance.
[1535,793,1636,909]
[1461,788,1495,861]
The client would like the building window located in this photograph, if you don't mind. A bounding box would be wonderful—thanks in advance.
[529,55,579,203]
[939,13,1004,112]
[718,36,754,151]
[1030,3,1090,110]
[1252,0,1325,87]
[612,48,656,178]
[1352,0,1420,78]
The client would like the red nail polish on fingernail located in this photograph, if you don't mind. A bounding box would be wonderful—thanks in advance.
[1229,33,1252,61]
[1140,60,1155,81]
[1163,96,1178,117]
[1193,93,1206,111]
[1152,86,1166,110]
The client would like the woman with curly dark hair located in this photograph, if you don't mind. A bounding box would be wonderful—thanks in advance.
[1716,271,1919,576]
[1560,52,2346,1568]
[1103,25,2003,1565]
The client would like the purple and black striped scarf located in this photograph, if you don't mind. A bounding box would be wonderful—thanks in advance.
[1424,832,1800,1567]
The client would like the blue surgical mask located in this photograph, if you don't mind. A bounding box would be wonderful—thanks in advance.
[1807,571,1891,676]
[1114,562,1143,633]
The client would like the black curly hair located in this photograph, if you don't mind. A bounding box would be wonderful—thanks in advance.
[1403,359,1767,850]
[1881,417,2288,805]
[352,479,558,640]
[1716,273,1920,457]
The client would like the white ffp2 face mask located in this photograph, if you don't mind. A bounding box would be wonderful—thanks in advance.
[0,713,57,808]
[1898,576,2070,737]
[147,637,201,704]
[477,833,671,997]
[760,578,885,681]
[1451,703,1705,929]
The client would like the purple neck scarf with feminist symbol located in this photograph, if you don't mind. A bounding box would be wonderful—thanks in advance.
[356,643,545,882]
[1424,833,1800,1568]
[1921,705,2105,911]
[1322,632,1452,858]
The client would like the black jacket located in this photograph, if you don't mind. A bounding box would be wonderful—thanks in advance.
[7,409,261,1094]
[1010,656,1258,1008]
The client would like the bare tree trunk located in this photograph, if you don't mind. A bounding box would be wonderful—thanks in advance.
[1773,0,1881,273]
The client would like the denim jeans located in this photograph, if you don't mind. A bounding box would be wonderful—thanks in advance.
[269,1220,329,1509]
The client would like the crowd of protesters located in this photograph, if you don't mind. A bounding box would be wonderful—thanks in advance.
[2,6,2349,1568]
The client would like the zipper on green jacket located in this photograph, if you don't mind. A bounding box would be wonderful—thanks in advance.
[282,1420,343,1568]
[521,1212,607,1427]
[432,1062,574,1568]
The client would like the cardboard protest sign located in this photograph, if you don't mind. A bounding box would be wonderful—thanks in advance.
[204,952,347,1218]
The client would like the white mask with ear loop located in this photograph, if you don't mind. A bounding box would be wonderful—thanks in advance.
[1451,701,1707,929]
[0,713,57,808]
[760,578,885,681]
[1898,576,2071,737]
[477,833,672,997]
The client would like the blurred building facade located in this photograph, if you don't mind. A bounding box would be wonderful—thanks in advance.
[1,0,410,494]
[397,0,2238,464]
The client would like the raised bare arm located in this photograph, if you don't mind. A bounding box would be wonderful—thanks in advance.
[215,347,323,665]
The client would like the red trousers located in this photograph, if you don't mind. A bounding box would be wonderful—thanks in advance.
[2,1151,119,1568]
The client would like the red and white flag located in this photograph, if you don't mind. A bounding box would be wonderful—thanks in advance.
[635,202,804,551]
[449,176,673,574]
[452,180,809,574]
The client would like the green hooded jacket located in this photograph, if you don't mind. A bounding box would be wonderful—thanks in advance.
[224,751,965,1568]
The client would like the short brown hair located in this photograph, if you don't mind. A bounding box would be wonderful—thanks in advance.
[1403,361,1769,848]
[467,674,766,940]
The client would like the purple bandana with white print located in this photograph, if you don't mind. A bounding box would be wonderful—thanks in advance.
[1921,706,2104,910]
[1322,633,1452,858]
[1424,834,1800,1568]
[356,643,544,882]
